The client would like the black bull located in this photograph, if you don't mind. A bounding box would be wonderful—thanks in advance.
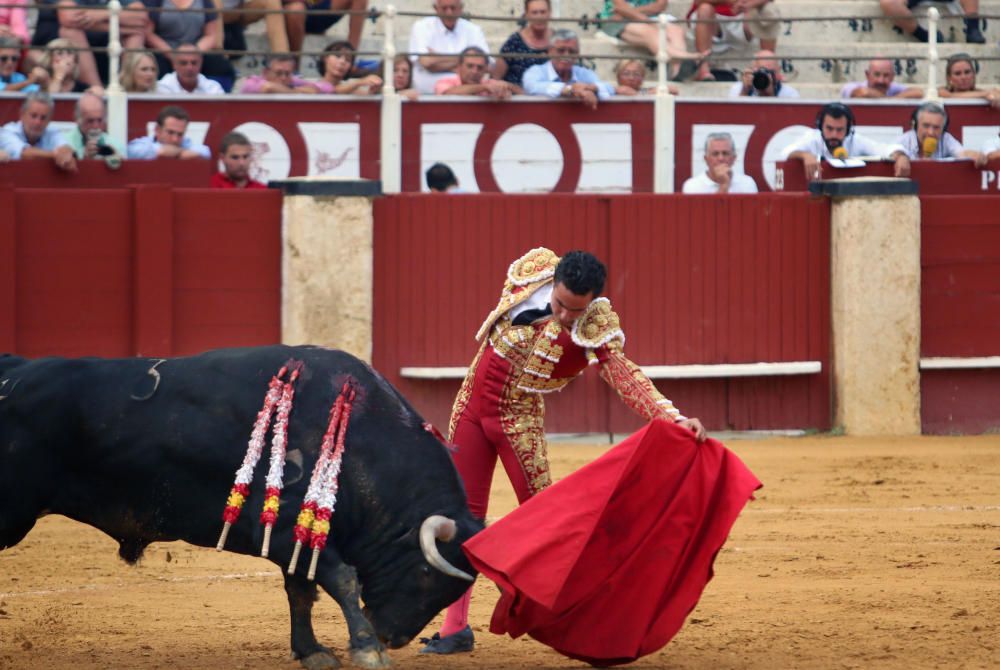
[0,346,484,669]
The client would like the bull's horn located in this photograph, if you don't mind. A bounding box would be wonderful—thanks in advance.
[419,515,474,582]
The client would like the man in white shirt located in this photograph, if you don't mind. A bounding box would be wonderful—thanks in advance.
[522,29,615,109]
[840,58,923,99]
[127,105,211,160]
[682,132,758,194]
[157,45,225,95]
[895,101,987,166]
[781,102,910,181]
[984,133,1000,161]
[0,91,77,171]
[408,0,489,95]
[729,50,799,98]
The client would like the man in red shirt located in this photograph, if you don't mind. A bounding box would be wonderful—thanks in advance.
[210,132,267,189]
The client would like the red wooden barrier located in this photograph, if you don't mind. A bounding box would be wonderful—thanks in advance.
[920,195,1000,434]
[777,159,1000,195]
[373,193,831,433]
[0,159,214,188]
[2,186,282,359]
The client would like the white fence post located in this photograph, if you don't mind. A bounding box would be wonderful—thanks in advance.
[653,14,675,194]
[380,5,402,194]
[106,0,128,149]
[925,7,940,101]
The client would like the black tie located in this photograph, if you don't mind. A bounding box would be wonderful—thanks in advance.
[512,304,553,326]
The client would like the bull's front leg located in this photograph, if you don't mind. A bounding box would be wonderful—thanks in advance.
[284,572,342,670]
[315,557,390,669]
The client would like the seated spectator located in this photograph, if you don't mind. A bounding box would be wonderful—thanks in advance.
[938,53,1000,110]
[119,49,159,92]
[157,44,225,94]
[54,0,148,88]
[493,0,550,88]
[522,29,615,109]
[0,91,77,171]
[880,0,982,43]
[426,162,463,192]
[313,40,381,94]
[689,0,781,81]
[127,104,210,160]
[379,54,418,99]
[0,0,29,44]
[0,35,39,92]
[614,57,678,95]
[435,46,520,98]
[983,132,1000,162]
[211,131,267,188]
[33,38,98,93]
[729,50,798,98]
[841,58,923,99]
[220,0,289,57]
[896,101,987,165]
[408,0,489,95]
[682,132,757,193]
[143,0,236,90]
[241,54,320,93]
[285,0,368,57]
[64,91,126,160]
[781,102,910,182]
[599,0,707,80]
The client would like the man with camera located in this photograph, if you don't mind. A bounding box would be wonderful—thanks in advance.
[64,92,125,165]
[728,50,798,98]
[781,102,910,182]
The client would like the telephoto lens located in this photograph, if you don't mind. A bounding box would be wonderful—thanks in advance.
[751,69,772,92]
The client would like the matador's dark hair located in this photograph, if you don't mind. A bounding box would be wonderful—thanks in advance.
[555,250,606,298]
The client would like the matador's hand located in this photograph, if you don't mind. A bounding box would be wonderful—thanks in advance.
[677,418,706,442]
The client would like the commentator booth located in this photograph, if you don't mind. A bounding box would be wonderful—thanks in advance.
[776,158,1000,195]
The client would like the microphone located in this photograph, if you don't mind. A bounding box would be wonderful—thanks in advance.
[832,146,848,160]
[921,136,938,158]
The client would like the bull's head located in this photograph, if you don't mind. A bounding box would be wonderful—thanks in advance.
[360,513,484,648]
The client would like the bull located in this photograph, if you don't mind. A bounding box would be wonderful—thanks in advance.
[0,345,484,669]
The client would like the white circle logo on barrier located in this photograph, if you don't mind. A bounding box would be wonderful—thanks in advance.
[491,123,564,193]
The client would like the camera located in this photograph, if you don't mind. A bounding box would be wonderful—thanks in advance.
[751,68,775,93]
[96,142,115,157]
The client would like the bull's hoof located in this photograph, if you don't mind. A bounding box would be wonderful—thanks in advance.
[299,650,342,670]
[350,646,391,669]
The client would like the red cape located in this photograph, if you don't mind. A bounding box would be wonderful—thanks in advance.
[462,420,762,666]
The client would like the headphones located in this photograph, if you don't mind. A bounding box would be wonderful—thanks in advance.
[815,102,855,135]
[910,101,950,133]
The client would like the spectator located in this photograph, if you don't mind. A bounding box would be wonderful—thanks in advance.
[284,0,368,57]
[781,102,910,182]
[313,40,381,94]
[599,0,707,80]
[522,29,615,109]
[614,57,678,95]
[937,53,1000,110]
[984,132,1000,162]
[880,0,982,43]
[156,44,225,94]
[493,0,550,88]
[435,46,520,98]
[219,0,289,57]
[0,0,29,44]
[426,162,463,192]
[729,49,798,98]
[119,49,159,92]
[0,91,77,171]
[0,35,39,92]
[408,0,489,95]
[379,53,418,99]
[241,54,320,93]
[896,101,987,165]
[841,58,923,99]
[33,38,99,93]
[690,0,781,81]
[143,0,236,90]
[127,104,210,159]
[64,91,126,160]
[211,131,267,188]
[54,0,148,88]
[682,132,757,193]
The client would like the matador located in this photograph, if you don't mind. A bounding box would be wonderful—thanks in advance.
[420,248,706,654]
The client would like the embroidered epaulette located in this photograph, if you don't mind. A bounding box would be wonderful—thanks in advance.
[508,247,559,286]
[571,298,625,350]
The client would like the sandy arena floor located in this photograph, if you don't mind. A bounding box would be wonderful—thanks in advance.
[1,434,998,670]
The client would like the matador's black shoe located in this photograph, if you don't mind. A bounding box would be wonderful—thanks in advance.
[418,626,475,654]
